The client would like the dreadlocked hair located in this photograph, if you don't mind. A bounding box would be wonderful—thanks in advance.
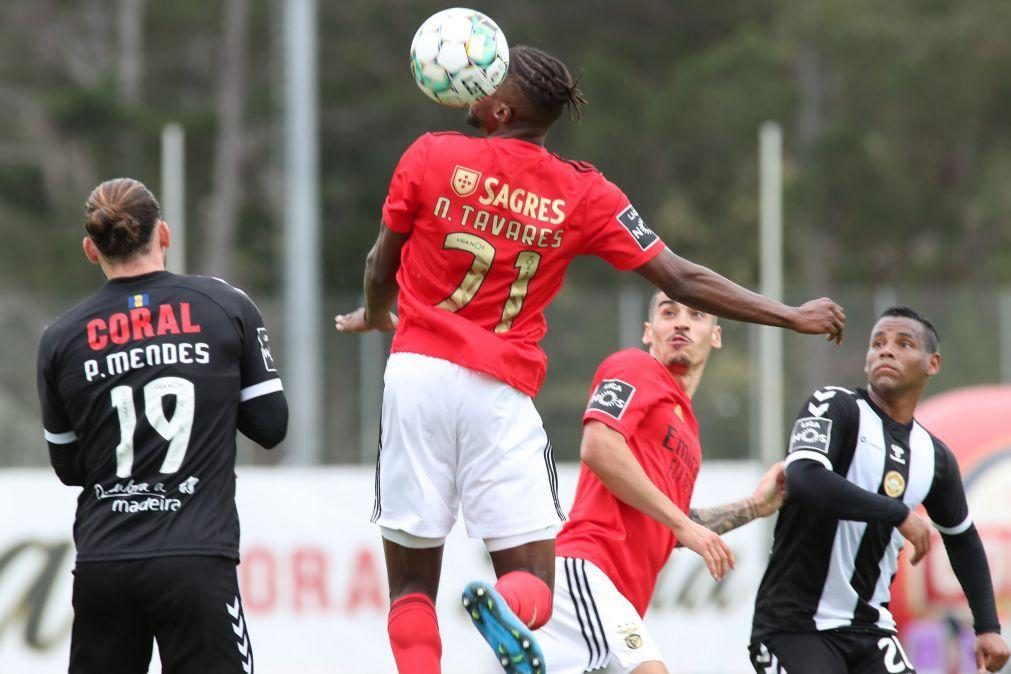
[508,45,588,122]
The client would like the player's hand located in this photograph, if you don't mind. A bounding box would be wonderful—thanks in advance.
[677,520,735,582]
[897,510,932,565]
[751,461,787,518]
[791,298,846,345]
[334,307,398,333]
[975,632,1010,673]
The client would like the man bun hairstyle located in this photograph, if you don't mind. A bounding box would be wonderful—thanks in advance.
[880,305,940,353]
[84,178,161,260]
[508,45,588,122]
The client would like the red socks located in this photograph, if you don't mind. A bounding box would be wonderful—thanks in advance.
[387,574,549,672]
[388,593,442,674]
[495,571,553,630]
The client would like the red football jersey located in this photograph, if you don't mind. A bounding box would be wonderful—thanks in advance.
[382,132,665,397]
[555,348,702,616]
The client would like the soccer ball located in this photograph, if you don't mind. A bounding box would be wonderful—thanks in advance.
[409,8,509,108]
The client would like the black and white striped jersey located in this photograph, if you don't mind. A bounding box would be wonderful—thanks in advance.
[36,271,283,562]
[751,386,971,638]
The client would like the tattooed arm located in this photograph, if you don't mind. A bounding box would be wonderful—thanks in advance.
[677,462,785,545]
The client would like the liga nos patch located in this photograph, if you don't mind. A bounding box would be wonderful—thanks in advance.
[588,379,636,420]
[616,205,659,251]
[789,416,833,454]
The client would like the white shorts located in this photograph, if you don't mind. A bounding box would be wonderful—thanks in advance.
[372,353,565,542]
[538,557,664,674]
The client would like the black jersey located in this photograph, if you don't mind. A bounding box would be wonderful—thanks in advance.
[752,387,971,638]
[36,271,282,562]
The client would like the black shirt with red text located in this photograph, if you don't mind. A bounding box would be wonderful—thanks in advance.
[37,271,281,562]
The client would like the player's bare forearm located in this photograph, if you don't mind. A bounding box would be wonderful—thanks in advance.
[676,462,786,547]
[686,498,759,538]
[362,227,403,325]
[336,223,407,334]
[638,250,788,325]
[363,258,398,325]
[636,249,845,342]
[581,421,691,533]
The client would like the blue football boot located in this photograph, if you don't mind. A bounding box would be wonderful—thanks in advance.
[462,581,545,674]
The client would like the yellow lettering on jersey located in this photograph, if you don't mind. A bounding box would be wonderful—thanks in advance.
[434,196,451,220]
[521,224,537,245]
[478,177,568,225]
[506,220,522,241]
[439,195,567,250]
[472,210,490,232]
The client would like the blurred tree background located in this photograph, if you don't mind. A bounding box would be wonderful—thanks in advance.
[2,0,1010,463]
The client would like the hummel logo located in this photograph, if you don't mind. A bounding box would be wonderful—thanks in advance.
[808,402,829,417]
[226,596,253,673]
[813,390,836,402]
[889,444,906,465]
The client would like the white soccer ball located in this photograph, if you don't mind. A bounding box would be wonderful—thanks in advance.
[410,8,510,108]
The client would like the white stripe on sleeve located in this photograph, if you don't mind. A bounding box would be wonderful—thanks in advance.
[240,378,284,402]
[44,429,78,445]
[933,513,973,536]
[785,449,833,471]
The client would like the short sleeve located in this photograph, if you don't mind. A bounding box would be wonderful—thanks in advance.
[36,326,75,444]
[582,351,663,441]
[784,388,859,472]
[381,134,431,234]
[235,292,283,403]
[922,442,973,535]
[578,177,665,270]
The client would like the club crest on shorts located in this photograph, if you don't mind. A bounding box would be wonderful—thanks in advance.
[588,379,636,420]
[883,470,906,498]
[451,165,481,197]
[618,624,643,650]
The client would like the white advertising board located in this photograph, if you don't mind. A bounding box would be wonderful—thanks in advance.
[0,463,769,674]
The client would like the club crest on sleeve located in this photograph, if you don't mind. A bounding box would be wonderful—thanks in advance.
[588,379,636,419]
[616,204,659,251]
[451,165,481,197]
[256,327,277,372]
[789,417,832,454]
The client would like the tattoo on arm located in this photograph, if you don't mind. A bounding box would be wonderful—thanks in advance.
[687,498,759,537]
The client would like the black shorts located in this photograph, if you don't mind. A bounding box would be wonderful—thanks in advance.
[749,630,916,674]
[70,555,253,674]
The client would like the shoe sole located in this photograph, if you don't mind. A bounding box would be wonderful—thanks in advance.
[462,581,545,674]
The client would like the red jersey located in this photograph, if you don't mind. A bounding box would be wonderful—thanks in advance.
[555,348,702,616]
[381,132,665,397]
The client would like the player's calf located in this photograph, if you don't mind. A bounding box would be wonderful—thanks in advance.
[389,593,442,674]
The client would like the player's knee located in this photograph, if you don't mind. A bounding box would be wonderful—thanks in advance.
[495,571,553,630]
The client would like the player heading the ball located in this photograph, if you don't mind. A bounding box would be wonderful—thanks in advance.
[336,39,846,674]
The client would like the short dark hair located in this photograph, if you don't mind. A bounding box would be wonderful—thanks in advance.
[879,305,940,353]
[84,178,161,260]
[647,290,716,324]
[507,45,587,123]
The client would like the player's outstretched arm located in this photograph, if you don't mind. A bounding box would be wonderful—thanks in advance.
[684,462,786,539]
[334,222,407,334]
[635,248,845,344]
[581,420,734,581]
